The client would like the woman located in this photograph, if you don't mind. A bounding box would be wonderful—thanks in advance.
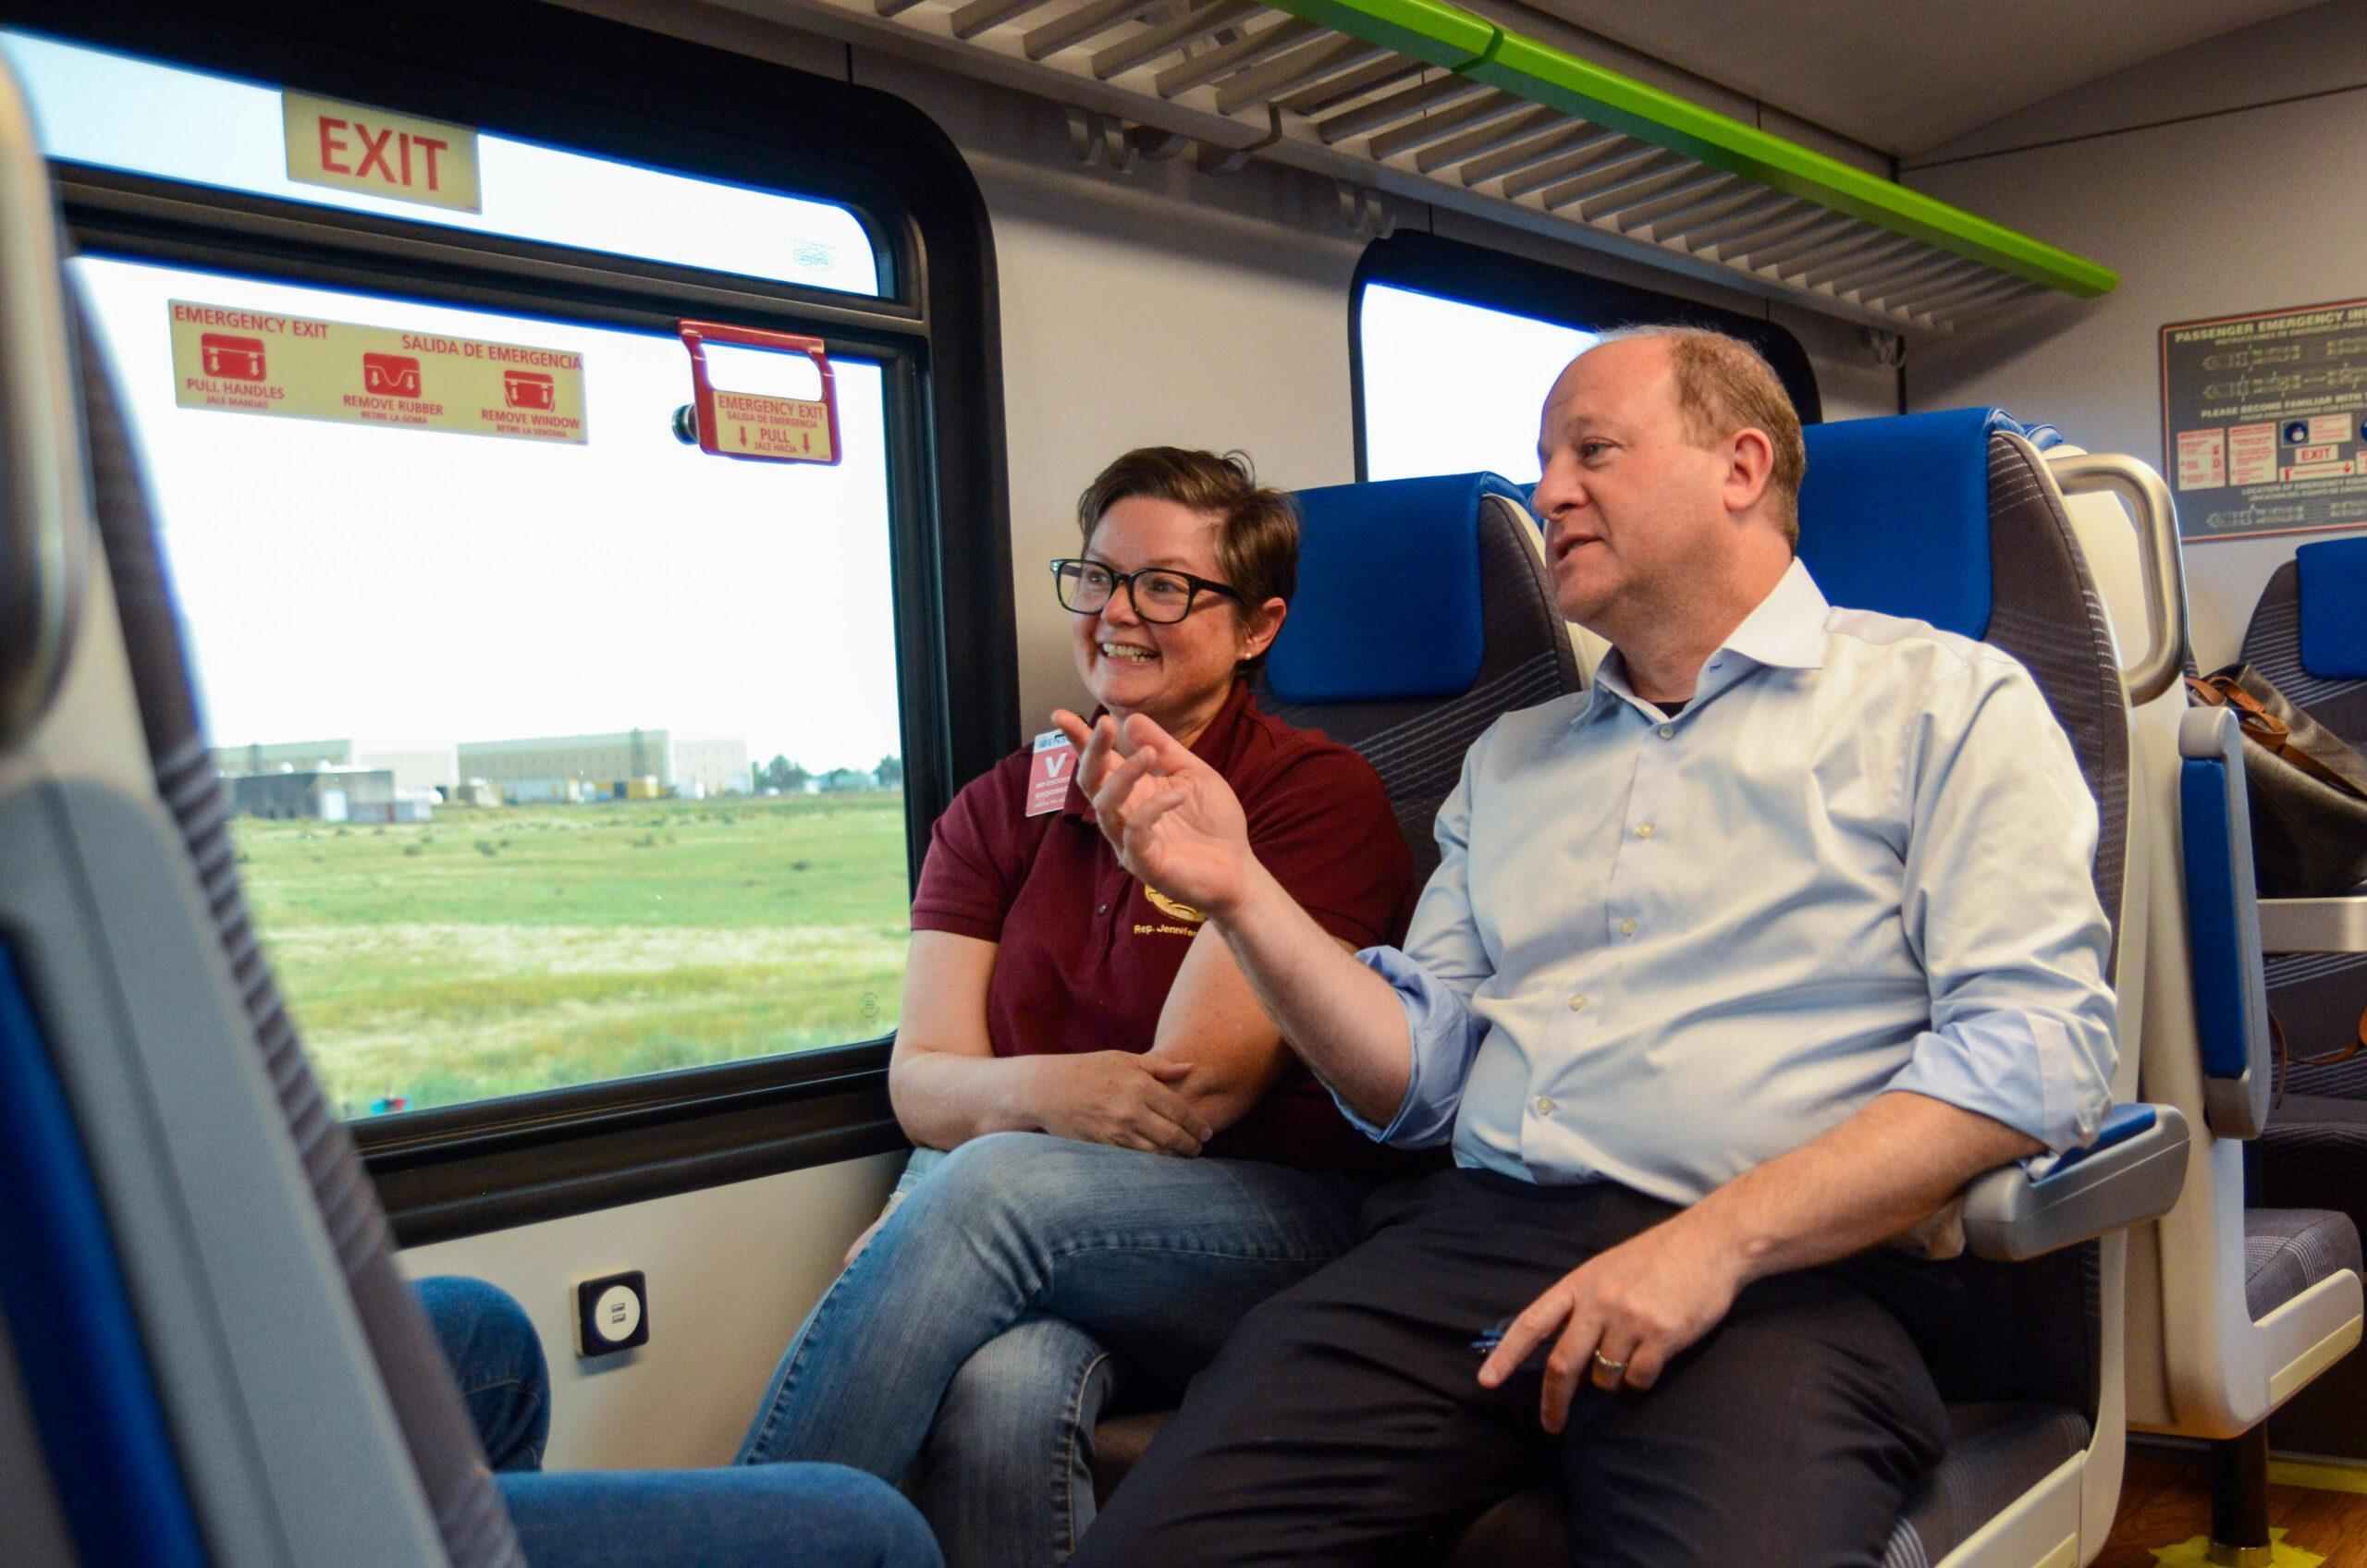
[735,448,1416,1568]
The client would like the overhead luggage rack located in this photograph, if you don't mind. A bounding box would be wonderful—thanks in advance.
[779,0,2116,332]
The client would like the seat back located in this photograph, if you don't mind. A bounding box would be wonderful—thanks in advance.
[2122,487,2366,1450]
[2241,539,2367,749]
[1799,410,2134,1427]
[2238,538,2367,1098]
[1257,472,1582,887]
[1796,410,2147,1566]
[0,47,522,1568]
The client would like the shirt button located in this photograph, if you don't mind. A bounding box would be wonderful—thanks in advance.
[1619,918,1637,937]
[1098,904,1108,914]
[1567,994,1588,1011]
[1658,725,1674,740]
[1535,1096,1557,1116]
[1636,823,1654,839]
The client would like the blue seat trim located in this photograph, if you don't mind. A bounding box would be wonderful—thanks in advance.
[1269,472,1513,704]
[2178,757,2250,1082]
[1797,407,2019,640]
[2295,536,2367,679]
[0,945,209,1568]
[2035,1103,2156,1183]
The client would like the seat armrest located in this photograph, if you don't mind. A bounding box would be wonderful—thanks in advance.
[2179,708,2273,1138]
[2258,894,2367,953]
[1964,1104,2191,1262]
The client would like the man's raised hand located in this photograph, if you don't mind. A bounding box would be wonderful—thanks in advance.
[1049,709,1256,920]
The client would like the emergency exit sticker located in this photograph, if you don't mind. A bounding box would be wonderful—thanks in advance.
[167,300,586,444]
[678,320,841,465]
[284,92,481,212]
[708,389,836,461]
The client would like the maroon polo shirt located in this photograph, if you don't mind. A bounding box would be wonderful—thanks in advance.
[910,680,1417,1174]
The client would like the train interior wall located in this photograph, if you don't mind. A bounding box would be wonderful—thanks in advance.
[401,0,2338,1468]
[1904,0,2367,668]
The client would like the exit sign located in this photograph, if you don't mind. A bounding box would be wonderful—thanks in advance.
[282,92,481,213]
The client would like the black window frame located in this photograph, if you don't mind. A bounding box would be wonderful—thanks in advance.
[6,0,1015,1243]
[1351,230,1822,483]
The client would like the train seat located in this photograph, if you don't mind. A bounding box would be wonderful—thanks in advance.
[1252,469,1586,888]
[0,54,928,1567]
[2128,696,2364,1554]
[2216,535,2367,1464]
[0,53,521,1565]
[1096,413,2194,1568]
[2242,540,2367,1161]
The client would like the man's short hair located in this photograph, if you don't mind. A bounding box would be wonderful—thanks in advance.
[1076,447,1299,673]
[1600,326,1808,548]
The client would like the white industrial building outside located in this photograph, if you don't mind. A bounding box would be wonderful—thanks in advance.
[211,738,458,793]
[455,729,751,798]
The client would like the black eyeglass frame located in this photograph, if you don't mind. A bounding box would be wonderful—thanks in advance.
[1048,557,1246,624]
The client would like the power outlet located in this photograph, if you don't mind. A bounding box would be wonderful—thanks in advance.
[574,1270,648,1357]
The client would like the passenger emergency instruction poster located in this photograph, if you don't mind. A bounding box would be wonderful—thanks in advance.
[2161,298,2367,541]
[167,300,588,445]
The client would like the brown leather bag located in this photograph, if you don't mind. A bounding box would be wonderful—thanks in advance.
[2187,664,2367,897]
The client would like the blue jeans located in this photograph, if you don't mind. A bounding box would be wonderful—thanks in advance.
[416,1275,941,1568]
[735,1132,1365,1568]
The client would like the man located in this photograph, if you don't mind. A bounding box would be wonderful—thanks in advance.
[1054,328,2117,1567]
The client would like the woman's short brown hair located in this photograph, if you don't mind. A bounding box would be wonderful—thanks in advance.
[1076,447,1298,673]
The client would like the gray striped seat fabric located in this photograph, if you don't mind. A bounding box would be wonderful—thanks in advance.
[1252,490,1581,891]
[2244,1207,2365,1321]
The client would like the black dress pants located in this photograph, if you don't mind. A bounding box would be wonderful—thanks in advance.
[1072,1168,1956,1568]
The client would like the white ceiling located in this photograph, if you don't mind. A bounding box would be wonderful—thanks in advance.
[1505,0,2330,155]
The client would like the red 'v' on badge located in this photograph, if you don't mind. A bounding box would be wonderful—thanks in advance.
[1026,730,1077,816]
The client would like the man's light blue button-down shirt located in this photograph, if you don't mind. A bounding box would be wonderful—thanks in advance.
[1346,559,2117,1207]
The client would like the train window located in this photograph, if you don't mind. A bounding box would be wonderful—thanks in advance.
[1359,283,1596,484]
[1353,233,1821,483]
[76,256,913,1119]
[0,29,882,297]
[12,0,1009,1228]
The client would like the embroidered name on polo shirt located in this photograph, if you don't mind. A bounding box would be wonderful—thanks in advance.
[1134,884,1207,936]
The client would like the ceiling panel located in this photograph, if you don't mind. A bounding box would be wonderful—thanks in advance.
[1502,0,2325,154]
[748,0,2117,330]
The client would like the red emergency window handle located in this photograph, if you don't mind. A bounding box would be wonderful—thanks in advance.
[676,319,841,465]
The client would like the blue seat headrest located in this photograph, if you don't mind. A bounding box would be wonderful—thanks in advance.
[1269,472,1518,703]
[2296,536,2367,679]
[1796,409,2052,640]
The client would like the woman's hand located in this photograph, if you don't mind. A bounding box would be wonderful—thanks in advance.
[1029,1050,1215,1156]
[1053,710,1257,921]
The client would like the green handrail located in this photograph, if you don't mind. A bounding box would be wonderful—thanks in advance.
[1264,0,2116,300]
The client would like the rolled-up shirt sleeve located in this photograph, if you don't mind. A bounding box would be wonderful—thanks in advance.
[1342,946,1485,1145]
[1883,656,2117,1159]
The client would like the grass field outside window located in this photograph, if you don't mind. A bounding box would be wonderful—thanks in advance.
[235,791,911,1118]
